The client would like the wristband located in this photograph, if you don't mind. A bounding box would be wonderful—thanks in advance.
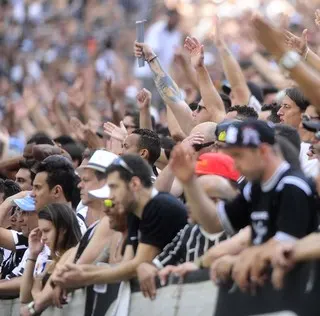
[147,55,158,63]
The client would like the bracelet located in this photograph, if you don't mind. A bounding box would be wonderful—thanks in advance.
[27,258,37,263]
[304,47,310,60]
[147,55,157,63]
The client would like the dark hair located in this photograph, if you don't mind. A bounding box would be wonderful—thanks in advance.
[36,155,77,202]
[27,132,54,146]
[276,135,301,170]
[220,93,232,112]
[285,87,310,111]
[38,203,81,255]
[19,159,36,183]
[132,129,161,165]
[160,136,176,160]
[54,135,76,146]
[228,106,258,120]
[105,154,153,188]
[261,103,281,123]
[0,180,21,200]
[82,148,96,160]
[62,143,85,165]
[125,110,140,128]
[274,124,301,152]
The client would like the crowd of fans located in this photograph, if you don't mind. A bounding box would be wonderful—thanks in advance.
[1,0,320,315]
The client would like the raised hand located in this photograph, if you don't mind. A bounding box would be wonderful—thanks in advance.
[105,77,116,105]
[68,89,85,109]
[103,121,128,142]
[70,117,86,142]
[173,47,189,66]
[181,133,205,150]
[169,143,196,184]
[28,228,44,258]
[137,88,152,110]
[184,37,204,69]
[213,15,225,48]
[284,29,308,56]
[134,41,156,62]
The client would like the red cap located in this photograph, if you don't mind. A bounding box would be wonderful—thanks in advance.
[195,153,240,181]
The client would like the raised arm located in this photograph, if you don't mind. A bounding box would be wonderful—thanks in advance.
[169,144,223,234]
[252,14,320,112]
[184,37,226,123]
[134,42,194,135]
[137,88,153,130]
[215,17,251,106]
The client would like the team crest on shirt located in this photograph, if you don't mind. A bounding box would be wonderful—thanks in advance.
[251,211,269,245]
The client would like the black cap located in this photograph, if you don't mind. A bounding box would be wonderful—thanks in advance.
[225,119,275,148]
[215,119,242,142]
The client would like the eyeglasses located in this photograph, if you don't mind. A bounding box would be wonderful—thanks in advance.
[193,141,216,152]
[112,157,134,175]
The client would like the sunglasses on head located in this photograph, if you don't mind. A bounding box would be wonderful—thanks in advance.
[193,141,216,152]
[302,114,320,121]
[189,102,206,113]
[112,157,134,175]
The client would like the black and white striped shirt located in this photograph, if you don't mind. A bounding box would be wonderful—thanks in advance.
[152,224,226,269]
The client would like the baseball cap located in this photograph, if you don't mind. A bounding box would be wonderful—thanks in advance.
[89,183,110,199]
[215,119,242,143]
[78,150,118,173]
[13,195,36,212]
[196,153,240,181]
[225,119,275,148]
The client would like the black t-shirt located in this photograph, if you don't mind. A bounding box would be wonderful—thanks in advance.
[217,162,318,245]
[1,230,28,279]
[127,192,188,253]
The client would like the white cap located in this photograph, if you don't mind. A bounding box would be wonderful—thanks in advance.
[89,184,110,199]
[78,150,118,173]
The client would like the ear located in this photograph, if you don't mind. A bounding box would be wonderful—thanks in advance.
[139,149,149,160]
[52,185,63,198]
[129,176,141,192]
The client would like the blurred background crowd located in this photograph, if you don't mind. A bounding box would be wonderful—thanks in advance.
[0,0,320,171]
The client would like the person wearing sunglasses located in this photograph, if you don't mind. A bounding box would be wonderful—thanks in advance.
[50,154,188,290]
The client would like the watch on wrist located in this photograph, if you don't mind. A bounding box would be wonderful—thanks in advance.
[279,51,301,70]
[27,301,36,315]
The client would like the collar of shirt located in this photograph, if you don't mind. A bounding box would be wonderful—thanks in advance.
[199,226,224,241]
[261,161,290,192]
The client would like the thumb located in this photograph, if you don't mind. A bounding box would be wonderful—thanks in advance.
[302,29,308,42]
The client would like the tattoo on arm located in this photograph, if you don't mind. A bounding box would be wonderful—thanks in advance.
[149,58,183,104]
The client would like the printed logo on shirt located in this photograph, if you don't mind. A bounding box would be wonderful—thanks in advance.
[251,211,269,245]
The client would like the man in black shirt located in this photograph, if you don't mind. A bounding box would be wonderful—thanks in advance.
[51,154,187,288]
[170,119,318,291]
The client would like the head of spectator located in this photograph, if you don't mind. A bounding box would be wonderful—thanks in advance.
[23,132,55,161]
[13,195,37,237]
[276,135,301,171]
[61,142,85,168]
[191,99,214,126]
[167,9,180,31]
[263,86,279,104]
[299,105,320,143]
[31,155,78,211]
[277,87,310,129]
[99,155,153,216]
[274,124,301,153]
[0,179,21,204]
[121,129,161,166]
[38,203,82,260]
[190,122,217,156]
[54,135,76,146]
[195,152,240,186]
[226,106,258,121]
[223,119,279,182]
[77,150,117,207]
[215,119,242,151]
[123,110,140,135]
[259,103,281,123]
[15,160,35,191]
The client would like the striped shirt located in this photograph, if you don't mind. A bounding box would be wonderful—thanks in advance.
[152,224,226,269]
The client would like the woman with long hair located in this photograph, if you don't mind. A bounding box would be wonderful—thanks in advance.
[20,203,82,305]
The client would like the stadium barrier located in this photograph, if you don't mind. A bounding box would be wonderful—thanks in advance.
[1,262,320,316]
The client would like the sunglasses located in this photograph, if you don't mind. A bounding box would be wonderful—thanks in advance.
[112,157,134,175]
[193,141,216,152]
[189,102,206,113]
[302,114,320,121]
